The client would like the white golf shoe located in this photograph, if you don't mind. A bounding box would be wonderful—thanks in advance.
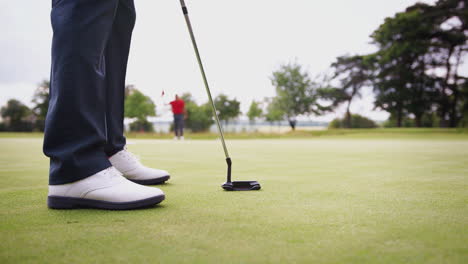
[109,149,170,185]
[48,167,165,210]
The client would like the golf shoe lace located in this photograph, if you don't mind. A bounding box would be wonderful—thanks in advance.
[102,167,124,181]
[122,147,142,164]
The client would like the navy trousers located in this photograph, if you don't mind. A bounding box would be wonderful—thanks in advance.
[44,0,136,185]
[174,114,184,137]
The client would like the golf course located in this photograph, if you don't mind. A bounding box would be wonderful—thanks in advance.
[0,129,467,263]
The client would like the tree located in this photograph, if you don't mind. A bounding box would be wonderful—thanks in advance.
[271,62,326,130]
[367,0,467,127]
[187,102,214,132]
[214,94,240,125]
[324,55,373,128]
[460,81,468,127]
[125,84,136,98]
[180,93,196,105]
[31,80,50,131]
[383,112,440,128]
[370,5,435,127]
[124,89,156,132]
[0,99,34,131]
[247,100,263,124]
[181,93,214,132]
[264,97,284,127]
[426,0,468,127]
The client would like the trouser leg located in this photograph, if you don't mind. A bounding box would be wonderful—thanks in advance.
[44,0,119,185]
[174,114,184,137]
[103,0,136,156]
[179,118,184,136]
[174,116,180,137]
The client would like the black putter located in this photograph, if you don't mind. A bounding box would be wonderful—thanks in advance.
[179,0,261,191]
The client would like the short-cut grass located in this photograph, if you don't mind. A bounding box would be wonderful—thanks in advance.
[0,131,467,263]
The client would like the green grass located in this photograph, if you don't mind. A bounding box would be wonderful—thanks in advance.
[2,128,468,140]
[1,132,467,263]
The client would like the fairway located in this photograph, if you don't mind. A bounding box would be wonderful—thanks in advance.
[1,136,467,263]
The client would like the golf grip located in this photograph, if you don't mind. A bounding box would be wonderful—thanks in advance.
[179,0,230,159]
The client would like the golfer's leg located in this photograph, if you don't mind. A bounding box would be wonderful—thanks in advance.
[177,116,182,137]
[175,115,183,137]
[102,0,170,185]
[180,117,184,136]
[44,0,119,185]
[103,0,136,156]
[45,0,167,209]
[174,117,180,137]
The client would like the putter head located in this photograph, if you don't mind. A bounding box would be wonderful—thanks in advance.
[222,181,261,191]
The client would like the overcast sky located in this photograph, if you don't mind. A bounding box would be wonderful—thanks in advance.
[1,0,450,122]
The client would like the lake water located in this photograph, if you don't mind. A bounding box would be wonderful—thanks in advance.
[127,120,328,134]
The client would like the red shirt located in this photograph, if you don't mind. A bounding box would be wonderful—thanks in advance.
[170,99,185,114]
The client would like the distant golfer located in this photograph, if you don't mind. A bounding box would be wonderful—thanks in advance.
[170,95,186,140]
[44,0,169,210]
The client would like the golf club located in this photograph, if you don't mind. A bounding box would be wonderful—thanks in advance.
[179,0,261,191]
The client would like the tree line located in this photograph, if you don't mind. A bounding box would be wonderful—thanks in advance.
[264,0,467,129]
[1,0,466,132]
[325,0,468,128]
[0,82,244,133]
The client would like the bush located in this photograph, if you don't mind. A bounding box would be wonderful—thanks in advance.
[178,93,215,133]
[129,119,154,132]
[329,114,377,129]
[0,121,35,132]
[185,102,214,132]
[420,112,439,127]
[382,118,415,128]
[383,112,439,128]
[459,112,468,128]
[1,99,35,132]
[34,119,46,132]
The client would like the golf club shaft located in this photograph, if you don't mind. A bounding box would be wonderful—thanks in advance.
[179,0,230,159]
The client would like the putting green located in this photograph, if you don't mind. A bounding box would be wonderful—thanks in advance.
[1,135,467,263]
